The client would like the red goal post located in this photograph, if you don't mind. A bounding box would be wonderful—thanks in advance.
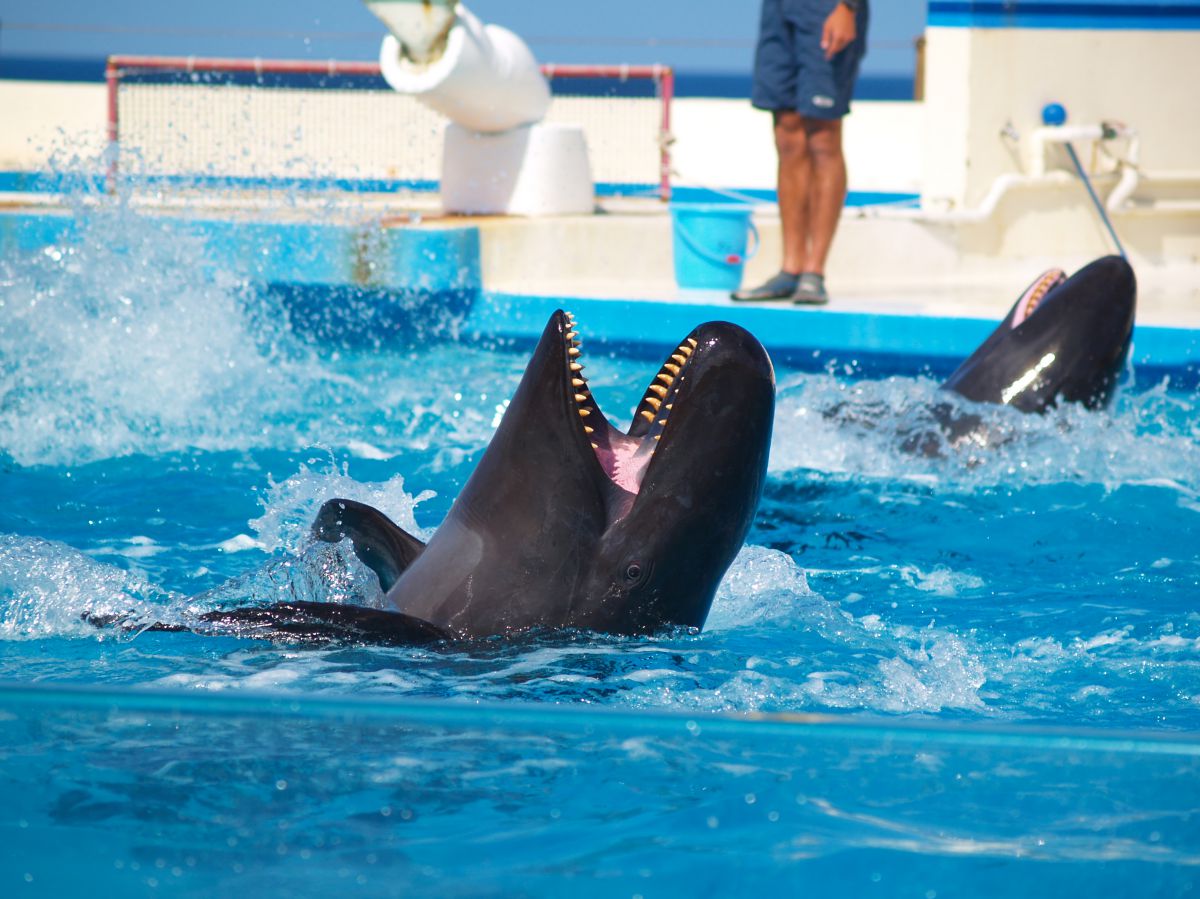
[105,54,674,200]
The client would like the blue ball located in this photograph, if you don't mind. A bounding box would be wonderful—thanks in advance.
[1041,103,1067,126]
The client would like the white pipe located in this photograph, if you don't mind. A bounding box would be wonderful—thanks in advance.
[1105,131,1142,212]
[1106,163,1140,213]
[1029,123,1141,209]
[855,172,1075,223]
[1108,168,1200,215]
[1029,124,1116,176]
[373,4,550,133]
[364,0,455,65]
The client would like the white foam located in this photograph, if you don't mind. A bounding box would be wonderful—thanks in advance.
[769,371,1200,492]
[0,534,179,639]
[249,455,435,555]
[217,534,266,553]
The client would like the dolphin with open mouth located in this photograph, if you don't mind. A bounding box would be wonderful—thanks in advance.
[144,312,776,645]
[865,255,1137,455]
[943,255,1136,411]
[914,254,1137,452]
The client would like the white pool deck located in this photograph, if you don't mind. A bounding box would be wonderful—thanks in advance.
[3,188,1198,337]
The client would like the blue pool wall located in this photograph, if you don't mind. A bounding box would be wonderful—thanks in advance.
[0,170,919,208]
[0,212,481,345]
[2,211,1197,381]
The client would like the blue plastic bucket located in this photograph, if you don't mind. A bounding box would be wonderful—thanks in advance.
[670,203,759,291]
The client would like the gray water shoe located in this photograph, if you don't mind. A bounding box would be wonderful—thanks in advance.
[792,272,829,305]
[731,270,799,302]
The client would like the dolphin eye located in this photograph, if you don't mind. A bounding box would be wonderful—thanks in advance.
[624,562,643,583]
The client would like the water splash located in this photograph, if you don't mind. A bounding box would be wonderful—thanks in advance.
[0,192,511,469]
[3,159,1199,729]
[0,198,329,466]
[248,452,436,554]
[0,534,178,639]
[771,371,1200,491]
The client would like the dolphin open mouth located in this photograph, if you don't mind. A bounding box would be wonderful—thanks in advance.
[1011,268,1067,328]
[560,310,699,496]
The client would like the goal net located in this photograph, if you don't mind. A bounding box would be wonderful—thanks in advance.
[106,55,674,200]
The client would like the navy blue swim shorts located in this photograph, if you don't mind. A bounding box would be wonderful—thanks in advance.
[751,0,869,119]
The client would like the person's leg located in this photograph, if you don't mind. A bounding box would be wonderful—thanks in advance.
[774,109,812,277]
[734,0,808,302]
[800,116,847,276]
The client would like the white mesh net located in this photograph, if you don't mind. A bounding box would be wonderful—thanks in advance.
[112,61,669,197]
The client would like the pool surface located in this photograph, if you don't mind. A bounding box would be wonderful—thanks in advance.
[2,200,1199,895]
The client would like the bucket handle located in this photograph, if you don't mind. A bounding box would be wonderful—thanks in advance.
[675,214,760,268]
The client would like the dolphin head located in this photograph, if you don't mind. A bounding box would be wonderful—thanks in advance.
[941,255,1136,412]
[424,311,775,637]
[569,317,776,634]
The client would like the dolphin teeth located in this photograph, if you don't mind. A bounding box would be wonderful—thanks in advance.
[666,404,673,410]
[648,384,668,398]
[584,425,594,434]
[644,397,662,410]
[639,410,655,422]
[658,418,668,426]
[567,331,579,341]
[591,442,599,449]
[578,408,591,417]
[568,347,581,357]
[654,434,661,441]
[677,345,693,357]
[571,378,585,388]
[687,338,698,348]
[570,362,583,372]
[655,374,674,386]
[671,354,686,365]
[664,363,681,375]
[574,393,588,403]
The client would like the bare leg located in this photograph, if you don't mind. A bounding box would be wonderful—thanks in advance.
[732,110,845,301]
[801,117,847,276]
[773,110,811,276]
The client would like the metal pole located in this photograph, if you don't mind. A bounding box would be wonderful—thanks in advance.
[1064,142,1127,259]
[658,66,674,202]
[105,57,119,194]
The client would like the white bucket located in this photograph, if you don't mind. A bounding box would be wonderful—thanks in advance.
[441,122,594,216]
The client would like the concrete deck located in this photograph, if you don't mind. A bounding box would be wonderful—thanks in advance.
[0,190,1195,340]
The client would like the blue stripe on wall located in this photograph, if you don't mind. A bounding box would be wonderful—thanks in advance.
[928,1,1200,29]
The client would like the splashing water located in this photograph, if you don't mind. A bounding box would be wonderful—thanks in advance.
[0,198,321,465]
[2,193,1200,731]
[772,369,1200,491]
[0,533,178,640]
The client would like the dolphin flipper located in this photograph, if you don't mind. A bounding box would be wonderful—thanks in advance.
[311,498,426,593]
[84,601,452,646]
[198,600,451,645]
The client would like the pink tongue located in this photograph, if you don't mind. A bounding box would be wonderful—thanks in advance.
[1011,269,1066,329]
[595,433,653,494]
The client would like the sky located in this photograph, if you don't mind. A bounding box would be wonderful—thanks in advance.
[0,1,928,78]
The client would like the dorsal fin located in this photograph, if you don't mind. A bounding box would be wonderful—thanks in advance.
[311,498,426,593]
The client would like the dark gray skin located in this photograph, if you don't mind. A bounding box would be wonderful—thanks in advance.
[820,256,1137,455]
[190,312,775,644]
[942,255,1136,411]
[893,255,1137,454]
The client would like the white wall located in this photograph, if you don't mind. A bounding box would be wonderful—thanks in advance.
[671,97,923,196]
[0,81,107,170]
[922,26,1200,209]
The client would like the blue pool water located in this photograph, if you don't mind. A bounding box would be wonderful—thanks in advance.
[2,200,1199,895]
